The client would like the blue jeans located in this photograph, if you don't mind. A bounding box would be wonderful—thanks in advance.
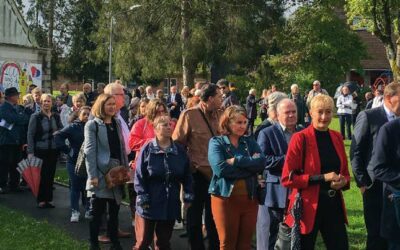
[66,161,88,211]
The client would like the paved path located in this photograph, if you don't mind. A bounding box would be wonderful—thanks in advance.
[0,184,189,249]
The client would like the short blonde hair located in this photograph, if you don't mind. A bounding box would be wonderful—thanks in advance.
[219,105,247,135]
[72,92,87,105]
[153,115,171,128]
[91,94,115,119]
[32,87,42,95]
[310,94,334,111]
[23,94,34,105]
[40,93,53,103]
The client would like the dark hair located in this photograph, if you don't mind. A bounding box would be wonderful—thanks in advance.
[200,84,219,102]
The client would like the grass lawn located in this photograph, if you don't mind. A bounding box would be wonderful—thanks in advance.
[54,117,366,249]
[0,205,87,249]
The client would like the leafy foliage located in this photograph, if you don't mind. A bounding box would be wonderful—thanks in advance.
[269,5,367,93]
[89,0,285,84]
[346,0,400,79]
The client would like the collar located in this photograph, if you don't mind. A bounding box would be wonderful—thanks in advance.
[383,104,396,120]
[221,135,246,145]
[5,100,15,106]
[278,122,296,134]
[148,138,178,155]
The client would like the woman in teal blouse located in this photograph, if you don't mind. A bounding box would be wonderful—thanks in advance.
[208,105,266,250]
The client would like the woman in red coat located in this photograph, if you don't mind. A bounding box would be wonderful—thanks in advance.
[281,94,350,250]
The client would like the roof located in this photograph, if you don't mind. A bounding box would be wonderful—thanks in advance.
[356,30,391,70]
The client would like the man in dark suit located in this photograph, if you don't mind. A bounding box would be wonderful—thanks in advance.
[167,85,183,120]
[0,87,29,193]
[351,82,400,250]
[368,118,400,249]
[246,88,258,135]
[257,98,303,250]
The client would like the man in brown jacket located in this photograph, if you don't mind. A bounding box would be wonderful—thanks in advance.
[173,84,223,250]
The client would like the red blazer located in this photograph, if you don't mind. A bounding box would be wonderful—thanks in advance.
[281,125,350,234]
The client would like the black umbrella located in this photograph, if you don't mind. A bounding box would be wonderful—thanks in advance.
[290,192,302,250]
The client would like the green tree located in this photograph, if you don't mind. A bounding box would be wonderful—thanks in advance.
[269,5,367,93]
[63,0,107,82]
[346,0,400,80]
[89,0,285,86]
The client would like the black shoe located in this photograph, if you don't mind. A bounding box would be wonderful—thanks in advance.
[89,243,100,250]
[0,187,9,194]
[109,242,122,250]
[45,202,55,208]
[9,186,24,193]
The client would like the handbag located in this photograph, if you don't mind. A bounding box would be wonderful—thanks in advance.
[75,122,98,177]
[274,134,306,250]
[104,158,130,189]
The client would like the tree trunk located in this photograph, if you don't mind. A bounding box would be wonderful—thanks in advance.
[397,37,400,82]
[385,43,400,82]
[181,0,193,87]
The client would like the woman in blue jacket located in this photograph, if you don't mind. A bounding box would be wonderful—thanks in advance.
[134,115,193,250]
[55,106,91,223]
[208,105,266,250]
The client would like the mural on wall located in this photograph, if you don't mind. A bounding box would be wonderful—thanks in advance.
[0,61,42,96]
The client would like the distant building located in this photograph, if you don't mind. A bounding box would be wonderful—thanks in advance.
[347,30,392,89]
[0,0,51,94]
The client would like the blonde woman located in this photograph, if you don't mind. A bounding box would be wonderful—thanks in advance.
[27,94,63,208]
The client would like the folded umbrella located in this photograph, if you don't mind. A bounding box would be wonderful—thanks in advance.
[290,192,303,250]
[17,156,43,197]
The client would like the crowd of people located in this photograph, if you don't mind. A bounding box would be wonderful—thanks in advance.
[0,78,399,250]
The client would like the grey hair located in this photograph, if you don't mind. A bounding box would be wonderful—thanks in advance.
[276,98,297,115]
[249,88,256,95]
[290,84,299,90]
[267,91,288,115]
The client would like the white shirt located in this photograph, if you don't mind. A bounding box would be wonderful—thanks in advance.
[336,94,353,115]
[372,95,383,109]
[383,104,397,121]
[171,93,176,103]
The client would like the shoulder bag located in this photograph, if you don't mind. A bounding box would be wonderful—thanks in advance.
[197,109,216,180]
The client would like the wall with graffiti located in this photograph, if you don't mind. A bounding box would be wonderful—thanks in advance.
[0,61,42,96]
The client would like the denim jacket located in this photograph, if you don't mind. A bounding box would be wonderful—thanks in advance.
[134,138,194,220]
[208,135,266,198]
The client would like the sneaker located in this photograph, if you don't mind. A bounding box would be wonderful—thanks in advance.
[84,210,92,220]
[70,210,80,223]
